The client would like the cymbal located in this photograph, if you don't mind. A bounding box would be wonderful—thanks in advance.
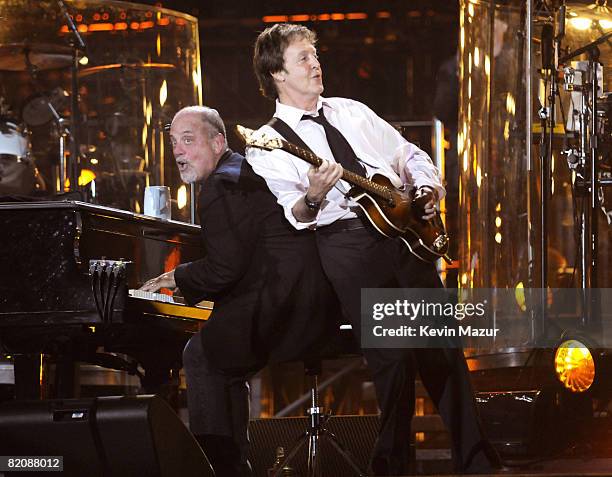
[0,43,74,71]
[79,63,176,78]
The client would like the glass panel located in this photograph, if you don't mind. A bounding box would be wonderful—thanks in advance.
[459,0,612,354]
[458,0,528,291]
[0,0,201,222]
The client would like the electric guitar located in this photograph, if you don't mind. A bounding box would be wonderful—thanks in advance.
[236,125,451,263]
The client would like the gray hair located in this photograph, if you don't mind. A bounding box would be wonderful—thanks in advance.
[172,106,228,149]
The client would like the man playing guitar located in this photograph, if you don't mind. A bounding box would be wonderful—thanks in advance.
[247,23,501,476]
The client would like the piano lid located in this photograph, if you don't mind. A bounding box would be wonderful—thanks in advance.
[0,200,200,233]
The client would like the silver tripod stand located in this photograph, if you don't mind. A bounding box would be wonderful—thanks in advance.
[272,363,366,477]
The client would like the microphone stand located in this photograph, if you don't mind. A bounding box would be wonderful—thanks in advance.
[57,0,87,193]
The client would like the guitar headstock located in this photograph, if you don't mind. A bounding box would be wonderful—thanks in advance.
[235,125,284,151]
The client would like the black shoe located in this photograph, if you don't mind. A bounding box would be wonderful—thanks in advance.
[195,434,252,477]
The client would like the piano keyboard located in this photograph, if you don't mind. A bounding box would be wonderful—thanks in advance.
[128,289,214,321]
[127,290,351,329]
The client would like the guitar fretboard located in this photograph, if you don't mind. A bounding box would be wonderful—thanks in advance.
[280,140,395,203]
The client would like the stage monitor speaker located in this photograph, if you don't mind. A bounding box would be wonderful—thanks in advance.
[477,389,592,458]
[248,414,379,476]
[0,395,213,477]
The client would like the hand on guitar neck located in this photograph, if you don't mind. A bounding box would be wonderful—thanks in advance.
[293,161,343,222]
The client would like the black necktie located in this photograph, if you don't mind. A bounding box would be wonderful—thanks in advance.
[302,108,366,177]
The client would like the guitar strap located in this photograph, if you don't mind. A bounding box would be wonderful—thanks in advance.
[267,117,353,198]
[266,117,314,153]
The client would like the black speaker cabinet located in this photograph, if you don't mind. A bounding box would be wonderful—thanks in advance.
[477,389,593,458]
[248,414,379,476]
[0,395,213,477]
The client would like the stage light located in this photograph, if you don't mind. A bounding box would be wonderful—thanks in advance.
[599,19,612,29]
[88,23,113,32]
[569,17,592,30]
[78,169,96,186]
[160,80,168,107]
[554,340,595,393]
[514,282,526,311]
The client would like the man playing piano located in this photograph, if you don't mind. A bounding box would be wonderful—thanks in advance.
[140,106,338,476]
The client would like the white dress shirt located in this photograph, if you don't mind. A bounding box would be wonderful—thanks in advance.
[246,96,445,230]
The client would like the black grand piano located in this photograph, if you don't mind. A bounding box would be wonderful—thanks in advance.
[0,200,210,400]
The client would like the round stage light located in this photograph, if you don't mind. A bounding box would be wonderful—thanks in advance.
[554,340,595,393]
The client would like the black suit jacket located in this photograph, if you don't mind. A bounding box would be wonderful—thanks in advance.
[175,151,338,373]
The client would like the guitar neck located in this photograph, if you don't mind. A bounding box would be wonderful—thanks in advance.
[280,140,393,202]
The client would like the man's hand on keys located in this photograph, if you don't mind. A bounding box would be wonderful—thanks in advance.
[139,270,176,293]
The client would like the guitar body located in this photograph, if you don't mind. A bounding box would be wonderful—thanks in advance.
[349,174,450,262]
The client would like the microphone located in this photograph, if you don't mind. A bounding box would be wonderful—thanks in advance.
[541,24,554,70]
[56,0,87,51]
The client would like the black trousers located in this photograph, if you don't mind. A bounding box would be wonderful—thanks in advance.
[183,334,254,477]
[315,224,495,475]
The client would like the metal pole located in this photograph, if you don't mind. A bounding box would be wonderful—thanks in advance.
[69,48,80,192]
[274,360,362,418]
[588,51,600,325]
[59,124,67,193]
[526,0,540,342]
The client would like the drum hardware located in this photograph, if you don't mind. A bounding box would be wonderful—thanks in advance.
[7,0,90,193]
[561,147,580,170]
[0,92,41,195]
[557,29,612,325]
[21,47,73,194]
[0,121,31,163]
[22,88,70,127]
[0,120,47,195]
[56,0,87,194]
[57,117,71,193]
